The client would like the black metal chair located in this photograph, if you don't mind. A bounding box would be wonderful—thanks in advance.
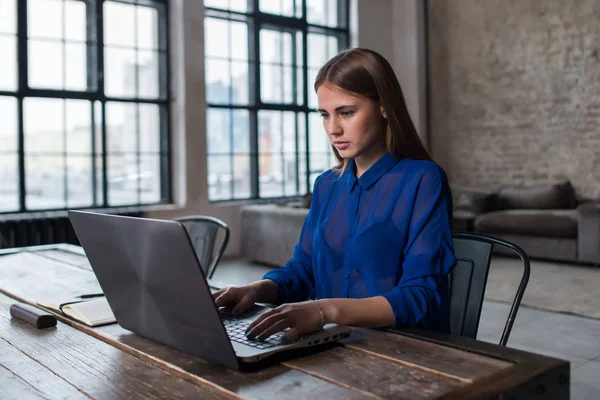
[174,215,230,279]
[450,232,530,346]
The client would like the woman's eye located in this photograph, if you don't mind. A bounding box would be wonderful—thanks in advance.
[319,114,329,119]
[340,111,354,116]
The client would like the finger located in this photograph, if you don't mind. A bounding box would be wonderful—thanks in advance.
[281,327,301,343]
[246,313,285,339]
[212,288,225,300]
[231,292,255,316]
[214,291,237,308]
[247,308,277,331]
[254,318,291,341]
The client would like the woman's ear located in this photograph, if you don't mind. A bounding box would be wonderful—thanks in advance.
[380,105,387,119]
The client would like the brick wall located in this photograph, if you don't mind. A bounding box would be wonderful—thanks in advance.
[428,0,600,199]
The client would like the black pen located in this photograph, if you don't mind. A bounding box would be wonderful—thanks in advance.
[77,293,104,299]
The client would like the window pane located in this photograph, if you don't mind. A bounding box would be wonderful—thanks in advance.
[206,108,231,154]
[104,1,135,48]
[298,114,307,194]
[139,104,161,153]
[205,59,231,104]
[232,109,249,152]
[0,96,17,153]
[140,155,160,203]
[0,36,16,91]
[107,154,138,206]
[208,155,232,201]
[24,98,64,154]
[66,100,92,154]
[309,153,329,176]
[308,67,318,108]
[232,154,250,199]
[231,61,249,105]
[258,110,282,155]
[65,0,87,42]
[137,6,159,50]
[283,154,298,196]
[259,154,282,198]
[230,21,248,60]
[259,0,294,17]
[229,0,249,13]
[29,40,63,89]
[204,18,229,59]
[307,0,342,27]
[138,50,159,98]
[282,66,293,103]
[260,64,282,103]
[65,42,87,91]
[307,33,330,68]
[0,0,16,34]
[104,47,137,97]
[308,112,328,153]
[67,155,93,207]
[106,102,137,153]
[282,111,296,153]
[26,156,65,210]
[28,0,63,39]
[0,156,18,212]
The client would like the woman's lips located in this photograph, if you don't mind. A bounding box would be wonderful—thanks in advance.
[334,142,350,150]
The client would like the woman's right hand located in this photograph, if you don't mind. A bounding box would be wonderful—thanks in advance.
[212,284,259,316]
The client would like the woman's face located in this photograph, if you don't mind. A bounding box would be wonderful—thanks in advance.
[316,83,387,161]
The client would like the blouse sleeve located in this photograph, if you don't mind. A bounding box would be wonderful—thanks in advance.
[380,167,456,329]
[262,175,324,303]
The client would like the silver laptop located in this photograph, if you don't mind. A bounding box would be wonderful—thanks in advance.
[68,210,351,370]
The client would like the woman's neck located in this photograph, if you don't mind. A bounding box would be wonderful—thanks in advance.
[354,142,388,179]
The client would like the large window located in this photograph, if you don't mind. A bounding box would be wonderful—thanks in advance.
[0,0,170,214]
[204,0,349,201]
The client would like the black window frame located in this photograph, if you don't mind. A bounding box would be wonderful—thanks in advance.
[204,0,350,202]
[0,0,172,215]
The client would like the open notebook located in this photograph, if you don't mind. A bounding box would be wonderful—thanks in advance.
[37,296,116,327]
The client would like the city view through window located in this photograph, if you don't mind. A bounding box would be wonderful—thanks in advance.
[0,0,169,213]
[204,0,349,201]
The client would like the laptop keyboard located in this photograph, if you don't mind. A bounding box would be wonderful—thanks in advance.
[222,317,286,349]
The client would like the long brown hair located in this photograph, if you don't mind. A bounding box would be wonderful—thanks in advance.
[314,48,432,173]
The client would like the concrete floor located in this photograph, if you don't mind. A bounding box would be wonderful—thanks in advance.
[214,259,600,400]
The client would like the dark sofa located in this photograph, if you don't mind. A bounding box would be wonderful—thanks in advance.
[451,181,600,265]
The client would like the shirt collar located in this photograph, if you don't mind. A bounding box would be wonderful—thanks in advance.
[344,152,399,192]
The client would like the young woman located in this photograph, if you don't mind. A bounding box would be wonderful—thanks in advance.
[213,48,456,343]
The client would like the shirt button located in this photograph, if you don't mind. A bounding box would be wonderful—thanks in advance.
[348,233,352,238]
[345,274,350,279]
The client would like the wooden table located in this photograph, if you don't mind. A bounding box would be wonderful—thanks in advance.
[0,244,569,399]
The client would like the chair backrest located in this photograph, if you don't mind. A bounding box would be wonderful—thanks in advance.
[173,216,230,279]
[450,232,530,346]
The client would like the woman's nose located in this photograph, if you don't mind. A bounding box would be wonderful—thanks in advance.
[327,117,342,136]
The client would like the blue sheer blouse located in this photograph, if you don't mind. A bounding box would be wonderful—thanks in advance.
[263,153,456,332]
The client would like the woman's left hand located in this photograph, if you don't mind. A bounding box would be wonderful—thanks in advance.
[245,301,323,343]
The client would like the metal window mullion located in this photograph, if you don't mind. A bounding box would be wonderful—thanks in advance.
[134,5,141,204]
[159,1,171,202]
[63,99,68,207]
[17,0,28,212]
[228,17,234,198]
[250,0,260,198]
[97,0,108,206]
[62,1,68,207]
[90,101,98,205]
[301,0,310,193]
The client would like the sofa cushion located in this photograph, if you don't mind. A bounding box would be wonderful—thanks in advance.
[450,184,498,215]
[474,209,578,238]
[498,181,577,210]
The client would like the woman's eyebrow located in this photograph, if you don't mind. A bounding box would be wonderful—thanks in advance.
[316,105,356,113]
